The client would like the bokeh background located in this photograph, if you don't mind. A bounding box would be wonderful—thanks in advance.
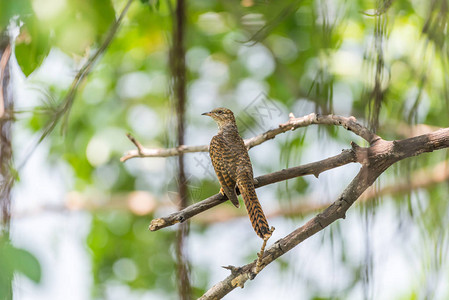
[1,0,449,299]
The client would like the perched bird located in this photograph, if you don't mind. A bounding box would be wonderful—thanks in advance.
[202,107,272,240]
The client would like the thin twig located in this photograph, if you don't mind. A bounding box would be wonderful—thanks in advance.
[126,133,145,154]
[120,144,208,161]
[121,113,377,161]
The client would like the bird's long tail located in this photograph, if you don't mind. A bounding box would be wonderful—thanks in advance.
[237,174,271,239]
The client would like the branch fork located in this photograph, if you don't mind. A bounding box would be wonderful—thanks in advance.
[121,113,449,299]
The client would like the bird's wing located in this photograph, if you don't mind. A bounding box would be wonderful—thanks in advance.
[210,135,239,207]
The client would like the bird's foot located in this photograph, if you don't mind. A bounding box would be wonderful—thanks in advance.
[219,187,225,196]
[255,226,275,274]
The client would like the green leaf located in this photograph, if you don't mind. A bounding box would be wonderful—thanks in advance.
[0,237,41,299]
[15,16,50,76]
[12,248,42,283]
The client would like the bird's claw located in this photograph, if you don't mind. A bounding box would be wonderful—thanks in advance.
[255,227,275,274]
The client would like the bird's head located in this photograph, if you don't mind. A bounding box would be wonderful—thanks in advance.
[202,107,236,129]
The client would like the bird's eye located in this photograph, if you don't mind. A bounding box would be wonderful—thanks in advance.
[216,110,223,114]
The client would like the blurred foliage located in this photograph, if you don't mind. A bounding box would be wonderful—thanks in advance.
[87,214,177,296]
[3,0,449,298]
[0,236,41,299]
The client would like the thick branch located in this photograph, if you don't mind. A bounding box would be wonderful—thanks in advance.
[196,158,449,222]
[200,166,375,299]
[121,113,375,161]
[199,128,449,298]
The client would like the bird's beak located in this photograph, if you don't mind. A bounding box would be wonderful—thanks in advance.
[202,111,211,116]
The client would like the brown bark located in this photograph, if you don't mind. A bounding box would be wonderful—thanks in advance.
[123,110,449,298]
[121,113,378,161]
[0,32,12,235]
[170,0,191,298]
[149,148,358,231]
[199,129,449,299]
[139,117,449,298]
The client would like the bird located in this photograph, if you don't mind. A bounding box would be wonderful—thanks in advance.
[202,107,273,241]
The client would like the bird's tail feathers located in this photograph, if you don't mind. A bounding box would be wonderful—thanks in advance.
[237,175,270,239]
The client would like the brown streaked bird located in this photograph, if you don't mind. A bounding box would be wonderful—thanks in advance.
[202,107,271,240]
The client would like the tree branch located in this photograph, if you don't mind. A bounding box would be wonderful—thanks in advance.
[199,128,449,299]
[199,166,373,299]
[195,159,449,223]
[148,126,449,232]
[121,113,377,162]
[149,147,358,231]
[132,108,449,298]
